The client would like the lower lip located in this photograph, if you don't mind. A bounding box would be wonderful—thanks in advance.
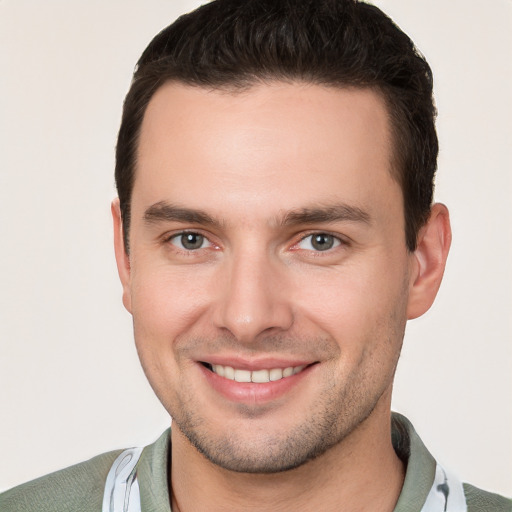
[198,363,315,404]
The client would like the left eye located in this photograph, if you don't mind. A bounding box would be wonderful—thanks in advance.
[297,233,341,252]
[169,232,211,251]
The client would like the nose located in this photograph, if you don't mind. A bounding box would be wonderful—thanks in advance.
[212,248,294,343]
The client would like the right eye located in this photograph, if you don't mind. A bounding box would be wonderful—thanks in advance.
[168,232,212,251]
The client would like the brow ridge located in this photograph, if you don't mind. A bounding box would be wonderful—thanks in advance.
[280,204,371,226]
[143,201,371,229]
[143,201,221,227]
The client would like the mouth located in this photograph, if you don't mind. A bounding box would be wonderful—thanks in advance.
[198,359,318,404]
[201,362,311,383]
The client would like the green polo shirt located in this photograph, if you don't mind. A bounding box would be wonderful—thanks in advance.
[1,413,510,511]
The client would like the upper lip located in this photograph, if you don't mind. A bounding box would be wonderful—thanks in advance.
[198,356,316,371]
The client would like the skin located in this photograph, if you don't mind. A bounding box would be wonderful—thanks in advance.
[113,82,451,511]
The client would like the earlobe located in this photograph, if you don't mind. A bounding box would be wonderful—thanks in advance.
[407,203,452,320]
[111,198,132,313]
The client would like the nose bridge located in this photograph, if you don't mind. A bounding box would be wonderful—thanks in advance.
[213,243,293,342]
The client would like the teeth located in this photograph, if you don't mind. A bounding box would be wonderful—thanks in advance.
[283,367,294,378]
[269,368,283,381]
[251,369,269,383]
[234,369,252,383]
[210,364,306,383]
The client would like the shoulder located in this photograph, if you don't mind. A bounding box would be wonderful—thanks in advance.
[464,483,512,512]
[0,449,122,512]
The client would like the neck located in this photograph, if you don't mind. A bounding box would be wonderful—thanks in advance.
[170,404,405,512]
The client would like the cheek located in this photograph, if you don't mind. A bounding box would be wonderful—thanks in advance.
[130,264,212,347]
[129,267,211,407]
[294,256,409,346]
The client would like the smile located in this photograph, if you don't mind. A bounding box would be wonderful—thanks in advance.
[203,363,307,383]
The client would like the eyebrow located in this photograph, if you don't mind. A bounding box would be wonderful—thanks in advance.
[280,204,371,226]
[143,201,222,227]
[143,201,371,229]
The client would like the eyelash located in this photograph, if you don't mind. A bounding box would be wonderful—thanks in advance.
[164,230,346,255]
[292,232,345,254]
[165,231,216,253]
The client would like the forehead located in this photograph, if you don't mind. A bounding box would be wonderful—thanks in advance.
[134,81,399,222]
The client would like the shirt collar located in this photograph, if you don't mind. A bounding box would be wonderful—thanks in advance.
[392,412,437,511]
[135,413,436,511]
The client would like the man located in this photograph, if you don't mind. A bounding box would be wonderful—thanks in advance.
[1,0,510,511]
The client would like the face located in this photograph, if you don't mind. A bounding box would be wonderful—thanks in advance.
[115,82,418,473]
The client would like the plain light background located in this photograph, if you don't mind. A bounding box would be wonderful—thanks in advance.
[1,0,511,497]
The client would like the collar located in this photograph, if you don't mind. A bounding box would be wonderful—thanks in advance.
[132,413,441,511]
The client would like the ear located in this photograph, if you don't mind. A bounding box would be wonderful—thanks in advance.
[407,203,452,320]
[112,198,132,313]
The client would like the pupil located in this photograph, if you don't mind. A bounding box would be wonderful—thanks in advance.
[182,233,203,250]
[312,234,333,251]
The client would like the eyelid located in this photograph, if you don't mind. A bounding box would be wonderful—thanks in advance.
[291,231,346,252]
[162,229,347,253]
[164,229,218,251]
